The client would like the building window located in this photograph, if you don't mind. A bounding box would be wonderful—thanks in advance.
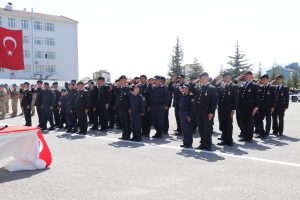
[44,22,54,31]
[46,65,56,73]
[35,51,44,59]
[34,37,44,45]
[34,21,43,30]
[24,50,30,58]
[21,19,29,29]
[45,37,55,46]
[35,65,45,73]
[23,36,29,44]
[45,51,55,60]
[8,18,16,28]
[24,64,31,73]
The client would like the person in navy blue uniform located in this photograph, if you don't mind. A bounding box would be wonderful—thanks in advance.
[272,75,289,136]
[108,83,116,128]
[139,75,152,137]
[52,82,61,127]
[129,85,146,142]
[212,72,238,146]
[149,76,171,139]
[74,82,90,135]
[66,82,78,133]
[86,80,96,125]
[91,77,110,132]
[179,84,194,148]
[41,82,56,130]
[162,76,172,135]
[22,82,32,126]
[236,71,259,142]
[35,80,43,128]
[58,89,68,129]
[255,74,275,138]
[168,75,185,135]
[115,75,131,140]
[191,72,218,151]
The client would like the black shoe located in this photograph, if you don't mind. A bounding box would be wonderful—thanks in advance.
[108,125,114,129]
[130,137,137,141]
[279,133,283,136]
[195,145,205,150]
[71,129,78,133]
[180,144,185,148]
[238,134,243,138]
[272,131,278,135]
[66,129,72,133]
[79,131,87,135]
[48,126,55,130]
[152,134,163,139]
[90,127,98,131]
[217,142,226,146]
[217,137,222,140]
[238,138,247,142]
[99,128,107,132]
[255,135,263,138]
[175,132,183,136]
[142,134,150,137]
[184,145,193,149]
[41,127,47,130]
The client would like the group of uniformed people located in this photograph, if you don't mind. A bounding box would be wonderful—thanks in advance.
[1,71,289,151]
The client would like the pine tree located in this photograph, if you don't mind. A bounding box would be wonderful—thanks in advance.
[270,66,278,81]
[186,57,204,80]
[292,71,299,88]
[227,41,252,79]
[287,78,293,88]
[256,62,262,79]
[168,37,184,77]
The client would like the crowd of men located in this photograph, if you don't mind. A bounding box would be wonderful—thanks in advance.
[0,71,290,151]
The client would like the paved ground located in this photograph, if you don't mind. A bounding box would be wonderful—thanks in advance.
[1,102,300,200]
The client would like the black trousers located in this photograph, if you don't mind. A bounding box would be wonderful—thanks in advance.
[164,108,169,133]
[60,108,67,127]
[272,108,285,134]
[196,109,213,148]
[142,110,151,136]
[36,105,43,126]
[23,106,32,126]
[151,104,165,136]
[179,111,193,146]
[130,112,142,139]
[42,105,54,128]
[53,106,60,125]
[93,106,108,129]
[77,110,88,132]
[119,108,131,139]
[108,107,116,126]
[258,108,271,136]
[239,107,254,140]
[67,109,76,130]
[218,109,233,144]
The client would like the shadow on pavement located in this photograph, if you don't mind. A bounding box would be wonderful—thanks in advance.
[56,133,86,140]
[277,135,300,142]
[0,168,49,184]
[108,141,145,148]
[176,149,225,162]
[215,144,249,156]
[236,140,271,151]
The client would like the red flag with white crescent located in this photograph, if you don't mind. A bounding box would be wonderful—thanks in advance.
[37,130,52,168]
[0,27,24,70]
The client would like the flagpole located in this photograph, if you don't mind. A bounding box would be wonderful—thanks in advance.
[31,8,35,77]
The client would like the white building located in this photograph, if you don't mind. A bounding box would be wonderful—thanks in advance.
[0,3,78,81]
[93,70,111,83]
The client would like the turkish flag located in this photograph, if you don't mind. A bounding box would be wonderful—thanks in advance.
[0,27,24,70]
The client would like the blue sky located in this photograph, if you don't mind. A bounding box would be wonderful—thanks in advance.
[8,0,300,80]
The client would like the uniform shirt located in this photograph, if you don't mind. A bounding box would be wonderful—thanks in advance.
[75,89,90,111]
[179,92,194,117]
[149,84,170,106]
[258,84,275,109]
[58,96,67,109]
[42,89,55,107]
[115,85,130,110]
[53,89,61,106]
[168,82,185,107]
[21,89,32,107]
[238,81,259,110]
[215,82,238,112]
[129,93,146,114]
[10,89,19,99]
[0,90,7,100]
[35,87,43,106]
[191,83,218,114]
[94,84,110,108]
[274,84,289,110]
[66,89,78,111]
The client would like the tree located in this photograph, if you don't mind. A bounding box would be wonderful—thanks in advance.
[186,57,204,80]
[270,66,278,81]
[292,71,299,88]
[256,62,262,79]
[287,78,293,88]
[227,41,252,79]
[168,37,184,77]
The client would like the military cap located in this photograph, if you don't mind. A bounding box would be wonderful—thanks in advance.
[4,84,8,86]
[178,74,185,79]
[52,82,58,85]
[12,83,17,87]
[88,80,94,84]
[77,81,84,85]
[134,77,140,80]
[0,84,3,87]
[44,82,49,86]
[61,89,67,92]
[182,83,190,88]
[199,72,209,78]
[276,74,283,79]
[244,71,253,76]
[161,76,166,81]
[119,75,127,80]
[71,79,77,84]
[223,71,232,77]
[260,74,269,79]
[154,75,162,80]
[67,81,75,85]
[24,82,30,85]
[37,80,43,84]
[98,77,105,81]
[140,75,147,79]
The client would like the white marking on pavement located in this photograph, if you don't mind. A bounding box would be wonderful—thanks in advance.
[82,135,300,168]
